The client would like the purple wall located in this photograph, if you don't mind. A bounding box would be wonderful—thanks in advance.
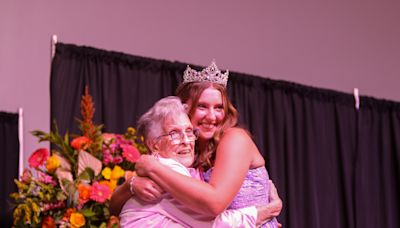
[1,1,400,167]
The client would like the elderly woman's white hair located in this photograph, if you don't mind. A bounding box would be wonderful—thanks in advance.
[137,96,187,149]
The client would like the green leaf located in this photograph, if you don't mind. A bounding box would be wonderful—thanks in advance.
[56,190,67,201]
[80,208,96,217]
[77,167,95,181]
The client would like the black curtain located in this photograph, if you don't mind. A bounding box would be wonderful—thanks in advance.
[50,43,400,228]
[0,112,19,228]
[355,98,400,227]
[228,76,358,228]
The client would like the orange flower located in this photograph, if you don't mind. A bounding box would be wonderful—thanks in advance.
[107,215,120,228]
[70,212,85,227]
[28,148,49,168]
[41,216,55,228]
[99,180,117,193]
[71,136,92,150]
[78,184,91,204]
[62,208,75,221]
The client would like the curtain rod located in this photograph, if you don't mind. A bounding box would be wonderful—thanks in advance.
[51,34,58,59]
[354,88,360,110]
[18,108,23,176]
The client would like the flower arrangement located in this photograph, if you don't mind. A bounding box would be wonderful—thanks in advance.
[10,87,147,227]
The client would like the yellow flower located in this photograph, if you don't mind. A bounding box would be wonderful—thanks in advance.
[101,167,112,180]
[70,212,85,227]
[45,155,60,172]
[99,180,117,192]
[110,165,125,180]
[109,179,118,191]
[127,127,136,135]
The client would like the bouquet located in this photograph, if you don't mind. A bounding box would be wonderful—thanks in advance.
[10,88,147,227]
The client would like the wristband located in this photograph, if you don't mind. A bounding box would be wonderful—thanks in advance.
[129,176,136,195]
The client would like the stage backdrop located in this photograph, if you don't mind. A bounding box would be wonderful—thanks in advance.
[0,111,19,228]
[51,43,400,228]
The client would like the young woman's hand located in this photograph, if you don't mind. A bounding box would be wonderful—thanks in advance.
[135,154,160,177]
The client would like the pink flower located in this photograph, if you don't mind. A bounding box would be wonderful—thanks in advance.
[28,148,49,168]
[113,155,123,164]
[21,169,32,183]
[41,201,65,212]
[89,182,111,203]
[38,171,57,186]
[122,144,141,163]
[102,151,113,165]
[102,133,116,144]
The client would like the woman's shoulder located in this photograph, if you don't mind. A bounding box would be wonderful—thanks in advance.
[223,127,251,138]
[220,127,253,144]
[220,128,265,167]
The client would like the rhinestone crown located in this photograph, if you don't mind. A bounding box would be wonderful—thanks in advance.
[183,61,229,87]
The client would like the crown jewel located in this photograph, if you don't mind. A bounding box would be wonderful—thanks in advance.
[183,61,229,87]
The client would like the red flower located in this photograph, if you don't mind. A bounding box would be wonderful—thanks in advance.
[71,136,92,150]
[28,148,49,168]
[121,144,141,163]
[41,216,55,228]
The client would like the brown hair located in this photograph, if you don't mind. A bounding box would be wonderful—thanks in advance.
[176,82,238,170]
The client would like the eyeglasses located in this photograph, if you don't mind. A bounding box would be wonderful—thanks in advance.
[155,129,199,145]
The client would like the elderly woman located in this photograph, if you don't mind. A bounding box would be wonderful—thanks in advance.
[119,96,277,227]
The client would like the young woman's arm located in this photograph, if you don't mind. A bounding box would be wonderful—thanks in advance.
[109,176,163,215]
[134,128,254,216]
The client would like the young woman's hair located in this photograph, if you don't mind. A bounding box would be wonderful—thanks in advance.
[137,96,186,150]
[176,82,238,170]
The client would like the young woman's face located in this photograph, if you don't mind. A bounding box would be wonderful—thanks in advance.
[189,87,225,140]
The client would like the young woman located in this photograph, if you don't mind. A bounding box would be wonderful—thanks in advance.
[111,62,282,227]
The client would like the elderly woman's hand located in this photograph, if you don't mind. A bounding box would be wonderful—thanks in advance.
[255,180,283,226]
[131,176,164,202]
[135,154,159,177]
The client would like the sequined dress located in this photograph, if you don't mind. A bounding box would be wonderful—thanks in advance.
[204,166,279,228]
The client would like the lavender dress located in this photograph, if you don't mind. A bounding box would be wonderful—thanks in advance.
[204,166,279,228]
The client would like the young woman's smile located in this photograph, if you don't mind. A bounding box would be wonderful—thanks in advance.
[190,87,225,140]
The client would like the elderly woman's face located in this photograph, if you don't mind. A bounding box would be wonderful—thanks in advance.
[155,113,195,167]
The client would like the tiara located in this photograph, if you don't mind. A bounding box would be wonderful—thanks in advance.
[183,61,229,87]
